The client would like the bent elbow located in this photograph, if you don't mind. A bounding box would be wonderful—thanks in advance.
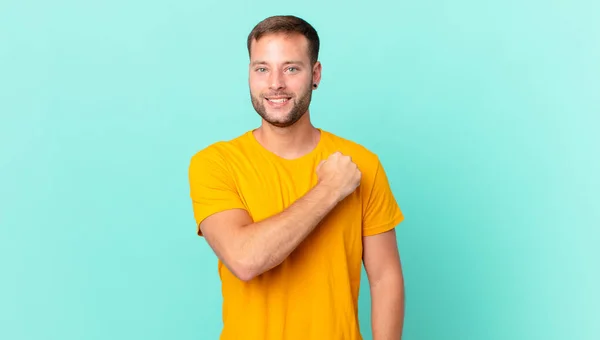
[235,269,257,282]
[228,256,261,282]
[230,263,256,282]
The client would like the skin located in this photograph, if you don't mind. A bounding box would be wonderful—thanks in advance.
[248,32,322,159]
[200,31,405,339]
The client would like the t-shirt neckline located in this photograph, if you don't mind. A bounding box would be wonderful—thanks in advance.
[246,128,325,163]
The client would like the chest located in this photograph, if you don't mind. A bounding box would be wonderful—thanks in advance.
[231,159,364,246]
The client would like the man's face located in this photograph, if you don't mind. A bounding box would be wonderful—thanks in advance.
[248,33,321,128]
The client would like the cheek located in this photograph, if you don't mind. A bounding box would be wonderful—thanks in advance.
[289,79,312,93]
[248,80,262,94]
[249,76,267,90]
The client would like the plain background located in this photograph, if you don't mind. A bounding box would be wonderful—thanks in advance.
[1,0,598,339]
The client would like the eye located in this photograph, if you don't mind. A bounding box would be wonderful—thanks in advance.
[287,67,298,72]
[256,67,267,72]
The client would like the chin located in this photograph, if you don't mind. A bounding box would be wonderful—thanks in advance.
[252,97,306,127]
[264,116,296,128]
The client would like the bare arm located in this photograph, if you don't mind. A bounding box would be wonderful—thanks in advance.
[200,152,361,281]
[363,228,405,340]
[200,182,339,281]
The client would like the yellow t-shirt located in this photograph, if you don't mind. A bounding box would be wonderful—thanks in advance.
[188,128,404,340]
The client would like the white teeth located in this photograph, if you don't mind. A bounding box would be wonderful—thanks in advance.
[269,98,288,103]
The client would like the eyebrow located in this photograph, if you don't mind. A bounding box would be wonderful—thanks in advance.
[251,60,306,66]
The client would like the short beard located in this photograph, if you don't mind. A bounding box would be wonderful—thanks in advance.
[250,81,313,128]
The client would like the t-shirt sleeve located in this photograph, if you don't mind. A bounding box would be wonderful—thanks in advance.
[362,157,404,237]
[188,147,248,236]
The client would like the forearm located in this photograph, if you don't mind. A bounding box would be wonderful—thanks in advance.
[238,182,340,278]
[371,273,405,340]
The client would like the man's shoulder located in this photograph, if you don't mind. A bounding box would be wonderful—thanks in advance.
[190,130,251,162]
[322,129,380,163]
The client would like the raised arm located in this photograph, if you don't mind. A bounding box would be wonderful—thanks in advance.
[198,151,361,281]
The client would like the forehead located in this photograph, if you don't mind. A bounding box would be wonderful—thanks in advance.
[249,32,310,63]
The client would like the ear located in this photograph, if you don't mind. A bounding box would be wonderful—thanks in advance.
[312,61,322,88]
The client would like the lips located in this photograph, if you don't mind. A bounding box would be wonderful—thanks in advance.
[265,97,291,103]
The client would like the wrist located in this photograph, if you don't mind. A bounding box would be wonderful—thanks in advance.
[314,181,342,206]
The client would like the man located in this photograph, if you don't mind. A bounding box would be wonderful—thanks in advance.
[188,15,405,340]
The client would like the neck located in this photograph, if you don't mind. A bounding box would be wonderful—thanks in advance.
[253,112,321,160]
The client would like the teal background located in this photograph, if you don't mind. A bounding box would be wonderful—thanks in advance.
[1,0,598,339]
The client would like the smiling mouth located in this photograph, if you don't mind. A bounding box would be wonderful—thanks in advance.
[265,97,291,103]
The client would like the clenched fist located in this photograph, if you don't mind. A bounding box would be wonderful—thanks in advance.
[316,151,362,202]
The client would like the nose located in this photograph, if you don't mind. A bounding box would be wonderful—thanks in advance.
[268,70,285,90]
